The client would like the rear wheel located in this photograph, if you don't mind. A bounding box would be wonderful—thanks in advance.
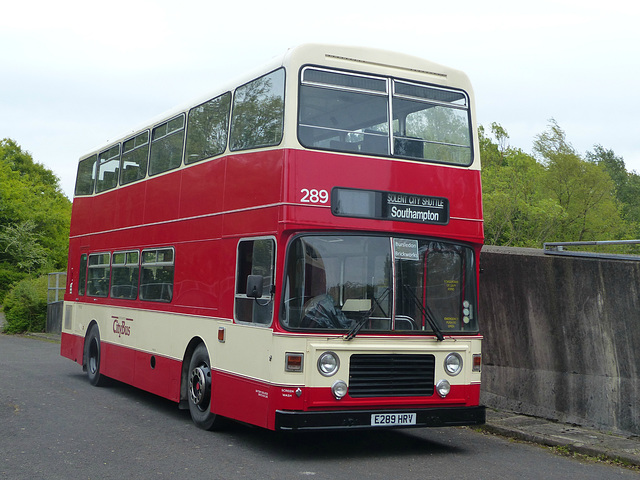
[187,343,223,430]
[85,325,107,387]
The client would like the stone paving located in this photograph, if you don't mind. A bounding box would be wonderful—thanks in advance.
[483,409,640,468]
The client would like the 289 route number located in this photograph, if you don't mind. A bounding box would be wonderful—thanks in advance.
[300,188,329,204]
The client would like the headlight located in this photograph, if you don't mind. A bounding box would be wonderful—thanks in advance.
[331,380,348,400]
[436,379,451,398]
[444,353,463,376]
[317,351,340,377]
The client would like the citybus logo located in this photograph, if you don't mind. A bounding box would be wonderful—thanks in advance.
[112,317,133,337]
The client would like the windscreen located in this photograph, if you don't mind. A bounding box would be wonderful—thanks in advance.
[281,235,478,334]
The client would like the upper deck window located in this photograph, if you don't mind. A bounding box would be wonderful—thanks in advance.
[120,131,149,185]
[393,81,471,164]
[185,92,231,164]
[298,68,472,166]
[95,145,121,193]
[149,115,185,176]
[230,69,285,151]
[74,154,97,196]
[299,68,389,156]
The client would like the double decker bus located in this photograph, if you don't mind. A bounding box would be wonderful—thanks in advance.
[61,44,485,431]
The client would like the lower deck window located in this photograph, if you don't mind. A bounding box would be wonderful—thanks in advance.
[86,253,110,297]
[140,248,174,302]
[78,254,87,296]
[110,251,140,300]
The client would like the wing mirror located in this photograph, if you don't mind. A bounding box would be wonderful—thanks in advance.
[246,275,274,307]
[246,275,264,299]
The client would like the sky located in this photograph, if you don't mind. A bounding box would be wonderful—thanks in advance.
[2,0,639,199]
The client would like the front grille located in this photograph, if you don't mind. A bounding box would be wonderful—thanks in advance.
[348,354,435,397]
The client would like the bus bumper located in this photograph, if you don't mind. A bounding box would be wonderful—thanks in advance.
[274,405,486,431]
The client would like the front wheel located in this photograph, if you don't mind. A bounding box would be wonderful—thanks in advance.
[85,325,108,387]
[187,343,224,430]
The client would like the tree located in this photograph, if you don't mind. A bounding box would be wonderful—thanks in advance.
[0,138,72,302]
[587,145,640,236]
[0,220,49,273]
[0,139,59,187]
[533,120,623,241]
[478,124,503,169]
[480,124,564,246]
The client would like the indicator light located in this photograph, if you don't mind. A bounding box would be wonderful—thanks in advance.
[285,353,304,372]
[472,354,482,372]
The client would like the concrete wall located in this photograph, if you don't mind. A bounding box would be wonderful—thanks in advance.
[479,246,640,436]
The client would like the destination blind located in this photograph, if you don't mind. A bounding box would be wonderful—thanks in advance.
[331,187,449,225]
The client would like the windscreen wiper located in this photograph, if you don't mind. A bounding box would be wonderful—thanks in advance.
[343,289,390,341]
[402,285,445,341]
[343,314,370,341]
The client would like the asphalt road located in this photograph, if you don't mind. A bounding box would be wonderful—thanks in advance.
[0,334,636,480]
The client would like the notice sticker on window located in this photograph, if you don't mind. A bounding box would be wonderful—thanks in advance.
[393,239,419,260]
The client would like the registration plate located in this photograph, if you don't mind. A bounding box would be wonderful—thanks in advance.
[371,413,417,426]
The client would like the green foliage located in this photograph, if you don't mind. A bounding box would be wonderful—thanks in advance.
[0,265,27,304]
[481,124,564,246]
[0,220,49,273]
[533,121,622,241]
[0,139,72,269]
[2,275,48,333]
[586,145,640,239]
[481,120,629,247]
[0,138,72,301]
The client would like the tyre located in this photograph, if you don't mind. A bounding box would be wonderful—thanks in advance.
[85,324,108,387]
[187,343,224,430]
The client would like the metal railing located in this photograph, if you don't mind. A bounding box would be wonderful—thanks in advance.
[47,272,66,303]
[543,240,640,261]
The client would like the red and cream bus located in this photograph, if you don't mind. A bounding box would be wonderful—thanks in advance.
[61,44,485,431]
